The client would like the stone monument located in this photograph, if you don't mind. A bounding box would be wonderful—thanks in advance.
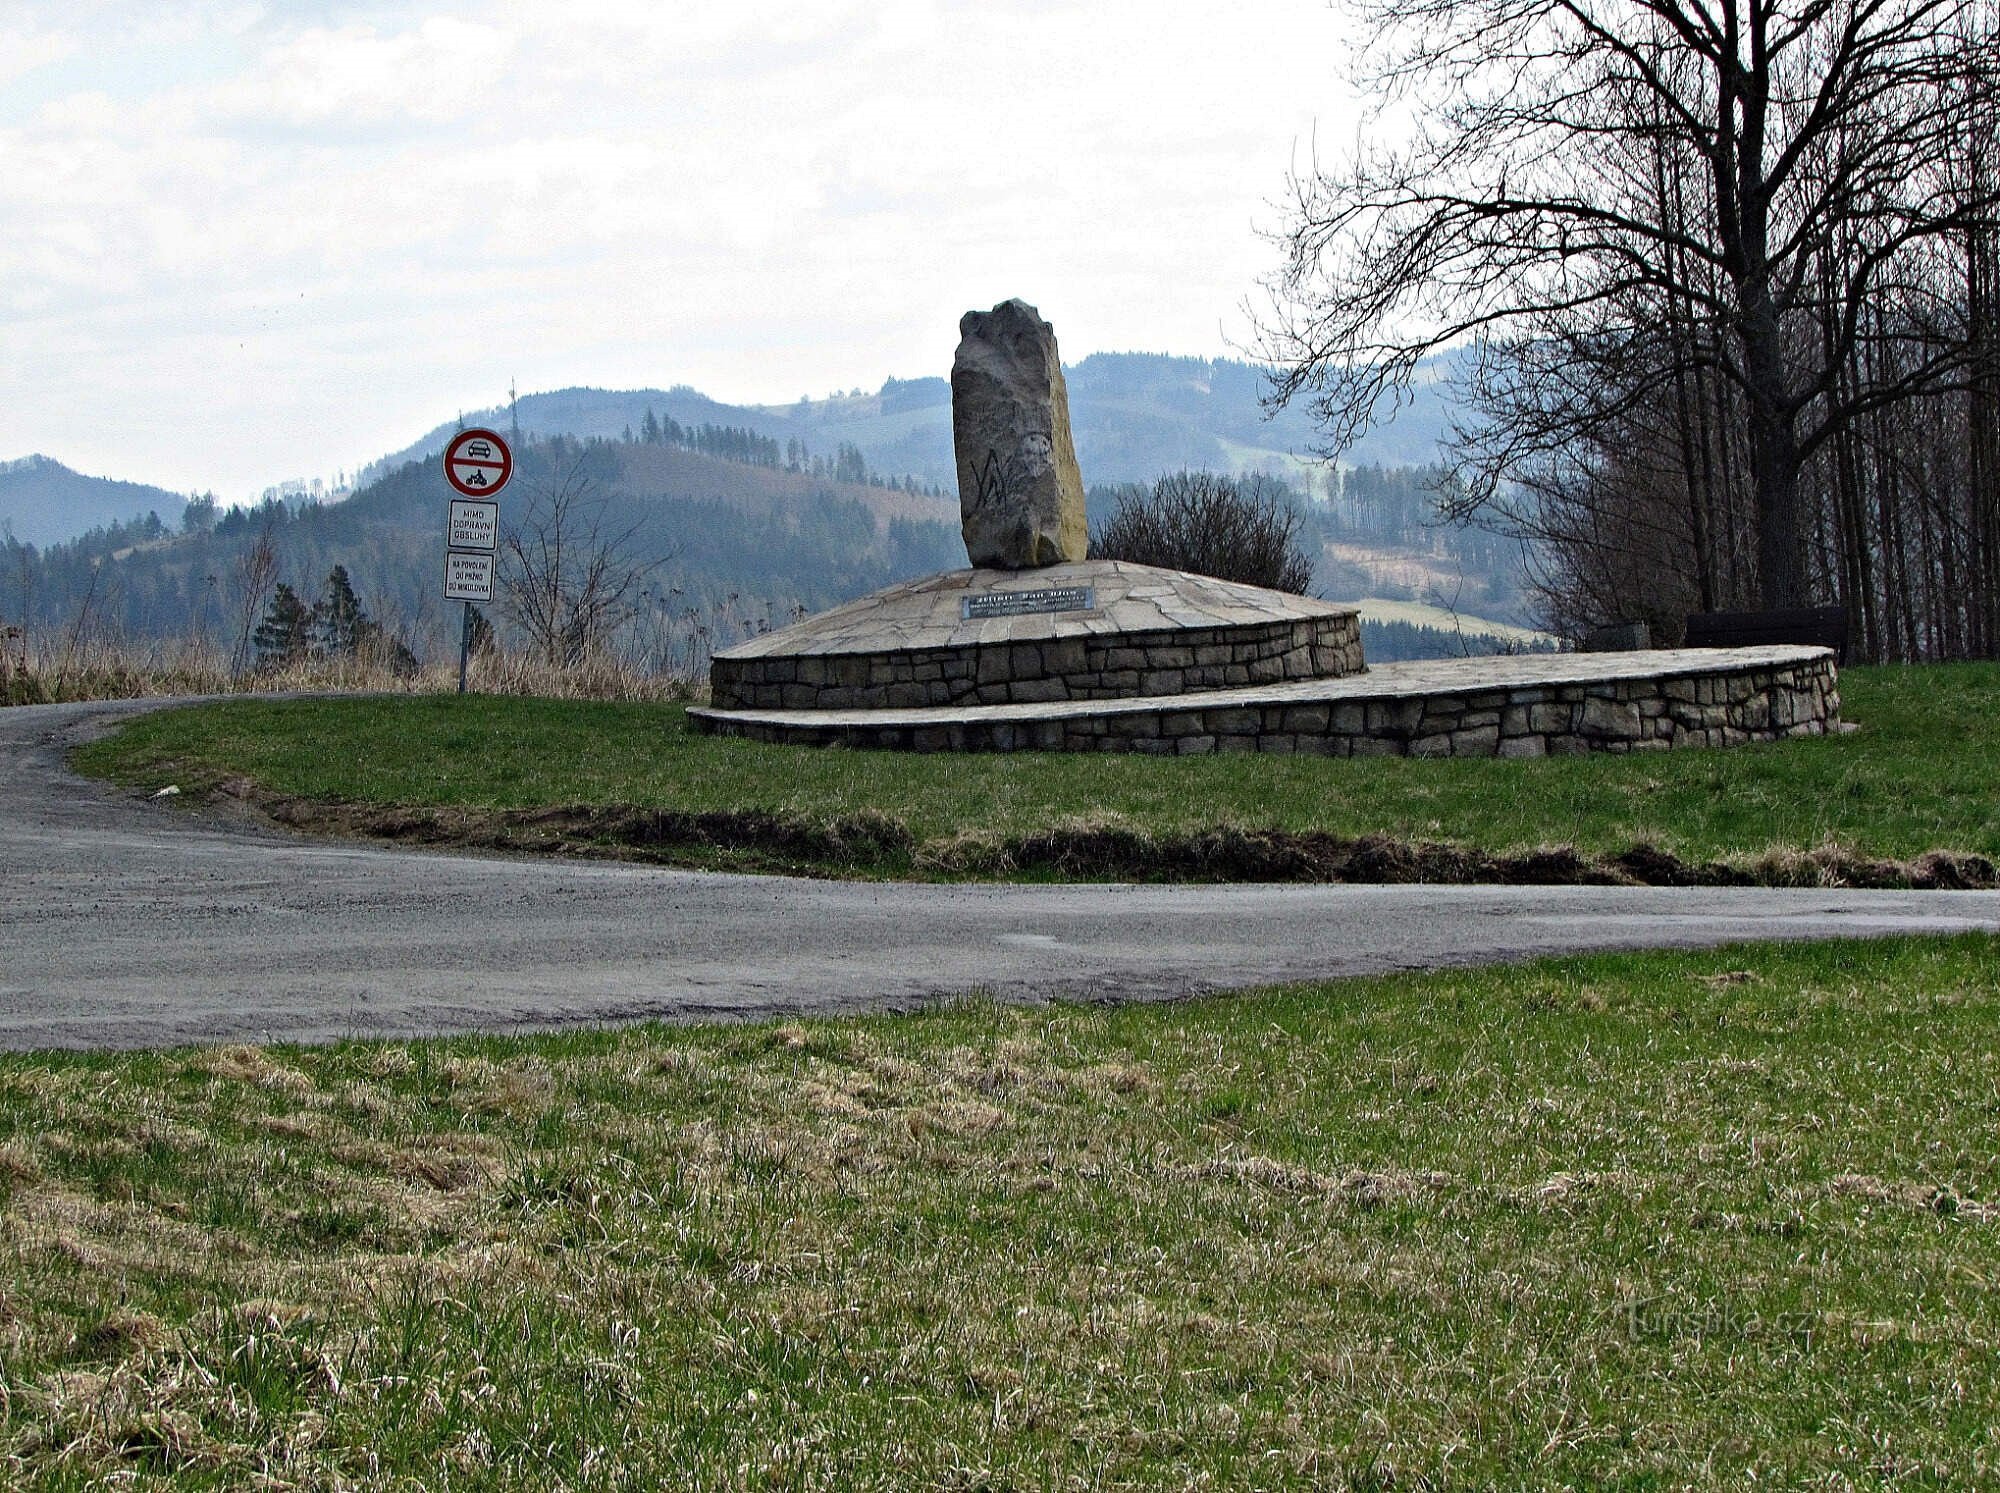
[690,302,1835,757]
[952,299,1089,568]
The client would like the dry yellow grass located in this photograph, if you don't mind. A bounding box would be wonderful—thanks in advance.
[2,936,1997,1488]
[2,633,702,706]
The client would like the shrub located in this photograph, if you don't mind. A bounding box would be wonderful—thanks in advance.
[1089,471,1315,593]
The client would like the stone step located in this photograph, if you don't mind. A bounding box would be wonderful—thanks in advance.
[709,559,1363,711]
[689,647,1839,757]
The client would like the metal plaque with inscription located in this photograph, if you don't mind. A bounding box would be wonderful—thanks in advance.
[444,550,496,603]
[961,585,1096,621]
[448,498,500,551]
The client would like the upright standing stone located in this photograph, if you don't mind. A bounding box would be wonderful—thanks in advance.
[952,299,1089,569]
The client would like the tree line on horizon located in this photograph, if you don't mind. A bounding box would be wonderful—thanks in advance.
[616,407,953,500]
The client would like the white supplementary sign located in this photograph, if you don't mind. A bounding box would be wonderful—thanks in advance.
[448,499,500,551]
[444,550,495,602]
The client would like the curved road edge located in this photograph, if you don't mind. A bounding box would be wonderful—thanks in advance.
[5,696,1998,1051]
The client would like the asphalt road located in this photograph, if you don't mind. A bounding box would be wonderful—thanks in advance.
[5,696,1998,1051]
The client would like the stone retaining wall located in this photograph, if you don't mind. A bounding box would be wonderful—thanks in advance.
[694,653,1838,757]
[710,613,1365,711]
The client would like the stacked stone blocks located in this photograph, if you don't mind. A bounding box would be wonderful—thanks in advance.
[697,653,1839,757]
[697,296,1843,758]
[711,613,1365,711]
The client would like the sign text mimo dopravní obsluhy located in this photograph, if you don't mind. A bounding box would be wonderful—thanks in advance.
[448,498,500,551]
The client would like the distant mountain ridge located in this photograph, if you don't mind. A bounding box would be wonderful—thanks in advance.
[0,456,190,550]
[359,352,1459,496]
[9,352,1460,550]
[5,369,1532,669]
[6,433,969,662]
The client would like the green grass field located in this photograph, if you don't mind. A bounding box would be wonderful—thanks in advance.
[3,937,1997,1488]
[72,663,2000,880]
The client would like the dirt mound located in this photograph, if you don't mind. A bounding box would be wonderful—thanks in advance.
[217,781,1998,890]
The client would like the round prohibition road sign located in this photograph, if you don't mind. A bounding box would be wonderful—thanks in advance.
[443,428,513,498]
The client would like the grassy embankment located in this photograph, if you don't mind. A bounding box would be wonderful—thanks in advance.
[74,663,2000,883]
[4,936,1998,1488]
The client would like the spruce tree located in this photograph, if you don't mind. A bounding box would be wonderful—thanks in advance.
[317,565,370,656]
[252,583,314,669]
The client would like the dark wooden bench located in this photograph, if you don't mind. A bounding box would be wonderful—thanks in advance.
[1683,606,1848,663]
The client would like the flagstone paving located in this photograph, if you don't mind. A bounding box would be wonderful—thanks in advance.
[710,561,1367,711]
[718,560,1355,658]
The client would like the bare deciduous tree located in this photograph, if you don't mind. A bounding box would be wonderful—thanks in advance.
[1091,471,1317,593]
[1261,0,1999,610]
[228,521,279,678]
[496,441,662,667]
[6,524,33,667]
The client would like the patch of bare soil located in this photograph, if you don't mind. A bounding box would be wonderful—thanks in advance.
[215,781,1997,890]
[229,779,914,871]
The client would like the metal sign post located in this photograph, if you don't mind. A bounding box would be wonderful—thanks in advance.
[442,428,512,693]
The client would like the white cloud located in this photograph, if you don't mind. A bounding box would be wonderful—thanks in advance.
[0,22,77,84]
[205,16,514,128]
[0,0,1358,497]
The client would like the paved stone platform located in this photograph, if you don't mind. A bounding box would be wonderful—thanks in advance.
[691,646,1840,757]
[710,560,1364,710]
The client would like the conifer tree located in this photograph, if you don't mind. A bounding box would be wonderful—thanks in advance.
[252,583,313,669]
[317,565,370,656]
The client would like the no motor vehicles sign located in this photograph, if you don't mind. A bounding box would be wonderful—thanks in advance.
[444,428,513,497]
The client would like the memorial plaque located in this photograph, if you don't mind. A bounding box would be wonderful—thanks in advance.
[961,585,1095,621]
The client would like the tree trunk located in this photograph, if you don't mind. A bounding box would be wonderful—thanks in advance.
[1748,396,1807,609]
[1972,216,2000,656]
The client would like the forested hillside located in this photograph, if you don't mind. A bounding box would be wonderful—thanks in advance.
[0,456,191,550]
[361,351,1460,495]
[5,434,963,673]
[4,351,1532,672]
[7,427,1534,671]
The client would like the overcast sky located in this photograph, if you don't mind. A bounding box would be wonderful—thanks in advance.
[2,1,1361,499]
